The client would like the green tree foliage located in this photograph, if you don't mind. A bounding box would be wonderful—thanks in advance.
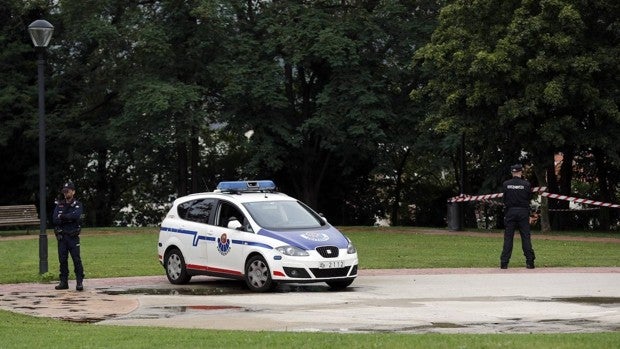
[209,1,443,224]
[48,0,223,225]
[413,0,620,230]
[211,1,390,211]
[0,0,44,205]
[3,0,617,229]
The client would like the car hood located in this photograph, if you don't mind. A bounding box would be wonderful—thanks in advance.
[257,226,350,250]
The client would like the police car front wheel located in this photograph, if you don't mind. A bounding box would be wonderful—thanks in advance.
[245,255,274,292]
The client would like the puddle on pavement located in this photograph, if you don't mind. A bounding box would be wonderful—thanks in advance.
[553,297,620,306]
[101,287,249,296]
[276,284,334,293]
[62,316,108,323]
[101,283,336,296]
[430,322,467,328]
[113,304,249,321]
[12,293,57,298]
[354,322,467,333]
[155,305,243,312]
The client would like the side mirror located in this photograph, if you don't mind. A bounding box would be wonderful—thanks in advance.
[319,213,328,225]
[227,217,242,230]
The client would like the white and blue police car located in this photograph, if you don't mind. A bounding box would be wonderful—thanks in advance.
[157,180,358,292]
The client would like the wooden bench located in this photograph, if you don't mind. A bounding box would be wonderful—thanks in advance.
[0,204,41,228]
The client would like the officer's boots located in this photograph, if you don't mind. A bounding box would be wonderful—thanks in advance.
[55,281,69,290]
[526,261,535,269]
[76,280,84,291]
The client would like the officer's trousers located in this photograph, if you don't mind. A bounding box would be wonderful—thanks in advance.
[57,234,84,282]
[501,208,535,264]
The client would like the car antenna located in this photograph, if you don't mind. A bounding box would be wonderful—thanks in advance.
[265,185,278,198]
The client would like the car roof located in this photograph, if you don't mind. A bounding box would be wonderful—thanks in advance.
[173,191,296,206]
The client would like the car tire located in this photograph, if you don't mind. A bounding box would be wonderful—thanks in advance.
[244,255,274,292]
[165,248,191,284]
[326,279,354,290]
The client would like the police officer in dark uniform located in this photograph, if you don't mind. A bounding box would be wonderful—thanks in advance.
[53,181,85,291]
[501,164,536,269]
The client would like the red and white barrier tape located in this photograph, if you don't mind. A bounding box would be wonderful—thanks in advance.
[448,187,620,208]
[540,192,620,209]
[548,208,599,212]
[448,187,547,203]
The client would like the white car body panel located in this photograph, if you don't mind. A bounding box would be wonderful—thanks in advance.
[157,182,358,291]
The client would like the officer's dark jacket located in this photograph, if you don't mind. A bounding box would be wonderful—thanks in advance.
[502,177,531,209]
[53,199,83,234]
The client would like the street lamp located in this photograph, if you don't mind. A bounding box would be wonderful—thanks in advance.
[29,19,54,274]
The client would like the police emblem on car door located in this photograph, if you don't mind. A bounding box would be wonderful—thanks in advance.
[206,201,246,274]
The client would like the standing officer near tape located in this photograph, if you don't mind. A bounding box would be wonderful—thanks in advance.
[501,164,536,269]
[53,181,85,291]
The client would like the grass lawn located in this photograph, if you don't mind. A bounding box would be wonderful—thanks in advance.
[0,226,618,283]
[0,226,618,348]
[0,309,618,349]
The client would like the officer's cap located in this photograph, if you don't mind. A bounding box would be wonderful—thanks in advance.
[62,182,75,191]
[510,164,523,173]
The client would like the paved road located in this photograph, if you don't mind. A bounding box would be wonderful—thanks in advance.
[1,268,618,333]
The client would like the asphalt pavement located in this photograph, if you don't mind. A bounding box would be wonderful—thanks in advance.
[1,267,618,333]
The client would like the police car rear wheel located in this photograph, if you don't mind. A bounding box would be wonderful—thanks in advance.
[165,248,191,284]
[245,255,274,292]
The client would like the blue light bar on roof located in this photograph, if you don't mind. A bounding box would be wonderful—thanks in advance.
[216,180,276,192]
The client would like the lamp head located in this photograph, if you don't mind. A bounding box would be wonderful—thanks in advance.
[28,19,54,47]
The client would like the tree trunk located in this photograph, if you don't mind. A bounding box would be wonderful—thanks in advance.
[176,141,188,196]
[546,153,559,230]
[533,165,551,233]
[593,148,612,230]
[548,149,574,230]
[190,128,200,193]
[556,148,574,230]
[93,148,112,226]
[390,148,411,226]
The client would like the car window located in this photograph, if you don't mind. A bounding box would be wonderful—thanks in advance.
[177,198,215,224]
[216,201,245,228]
[243,200,323,229]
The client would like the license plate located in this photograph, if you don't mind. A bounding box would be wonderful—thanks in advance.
[318,261,344,269]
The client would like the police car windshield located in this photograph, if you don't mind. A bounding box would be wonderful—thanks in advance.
[242,200,324,230]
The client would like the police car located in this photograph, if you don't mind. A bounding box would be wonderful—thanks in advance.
[157,180,358,292]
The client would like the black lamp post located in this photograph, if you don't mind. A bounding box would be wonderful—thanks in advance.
[28,19,54,274]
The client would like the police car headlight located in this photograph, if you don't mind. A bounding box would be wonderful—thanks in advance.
[347,240,357,254]
[276,246,309,256]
